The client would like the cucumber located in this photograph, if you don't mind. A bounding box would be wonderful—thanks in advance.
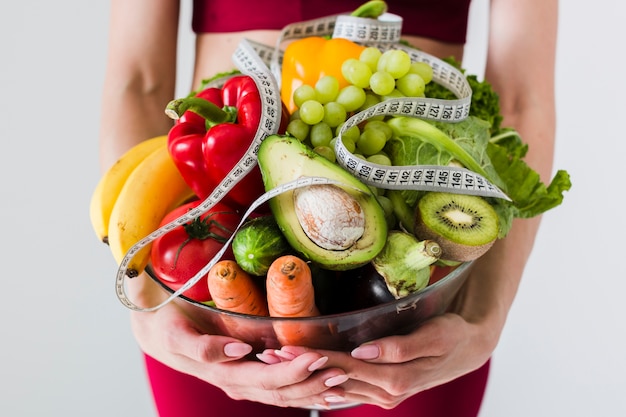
[232,216,291,276]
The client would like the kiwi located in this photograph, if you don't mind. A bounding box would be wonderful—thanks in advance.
[413,192,499,262]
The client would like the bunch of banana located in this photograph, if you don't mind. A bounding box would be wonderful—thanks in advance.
[89,136,196,277]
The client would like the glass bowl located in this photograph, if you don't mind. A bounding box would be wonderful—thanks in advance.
[147,262,473,352]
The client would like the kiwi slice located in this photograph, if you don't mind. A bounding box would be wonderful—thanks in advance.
[414,192,499,262]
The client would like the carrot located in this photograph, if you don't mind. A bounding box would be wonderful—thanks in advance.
[266,255,320,346]
[266,255,320,317]
[207,260,269,316]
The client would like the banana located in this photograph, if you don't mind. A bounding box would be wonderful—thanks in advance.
[107,144,196,277]
[89,136,168,244]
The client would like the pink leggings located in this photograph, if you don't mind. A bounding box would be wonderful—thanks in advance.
[144,354,490,417]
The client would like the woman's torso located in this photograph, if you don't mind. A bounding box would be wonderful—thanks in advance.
[191,0,471,88]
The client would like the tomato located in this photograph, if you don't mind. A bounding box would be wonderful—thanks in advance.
[150,200,242,302]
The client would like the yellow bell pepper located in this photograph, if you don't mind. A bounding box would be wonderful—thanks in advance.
[281,37,366,113]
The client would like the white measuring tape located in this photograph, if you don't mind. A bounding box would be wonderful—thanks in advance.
[115,12,508,311]
[115,39,283,311]
[334,99,508,199]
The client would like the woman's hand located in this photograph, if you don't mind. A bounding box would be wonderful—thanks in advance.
[271,310,494,409]
[265,232,527,409]
[128,280,349,409]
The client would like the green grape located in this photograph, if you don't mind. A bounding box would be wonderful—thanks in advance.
[408,61,433,84]
[363,120,393,141]
[313,145,336,163]
[357,93,385,121]
[310,122,333,148]
[341,58,372,89]
[358,92,380,111]
[322,102,347,128]
[299,100,325,125]
[315,75,339,104]
[289,109,301,121]
[337,123,361,145]
[376,195,393,214]
[396,73,426,97]
[357,128,387,156]
[381,89,405,101]
[286,119,310,142]
[360,47,382,72]
[366,153,392,166]
[379,49,411,79]
[369,71,395,96]
[293,85,317,108]
[368,185,381,196]
[336,85,366,112]
[376,50,390,73]
[330,134,356,154]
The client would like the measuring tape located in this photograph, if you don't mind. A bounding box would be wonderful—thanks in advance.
[334,99,508,199]
[115,12,508,311]
[115,39,283,311]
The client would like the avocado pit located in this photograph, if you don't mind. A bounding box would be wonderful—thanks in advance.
[293,184,365,250]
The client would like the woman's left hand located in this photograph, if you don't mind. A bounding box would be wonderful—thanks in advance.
[267,312,495,409]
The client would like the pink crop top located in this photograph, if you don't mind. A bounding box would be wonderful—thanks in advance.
[192,0,473,44]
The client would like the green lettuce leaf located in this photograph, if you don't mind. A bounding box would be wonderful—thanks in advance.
[385,116,572,238]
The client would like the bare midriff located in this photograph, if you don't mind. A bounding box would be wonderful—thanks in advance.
[192,31,464,90]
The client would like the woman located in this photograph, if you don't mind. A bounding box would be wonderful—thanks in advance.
[98,0,558,415]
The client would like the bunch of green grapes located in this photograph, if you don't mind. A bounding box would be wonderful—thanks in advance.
[285,47,435,228]
[286,47,434,164]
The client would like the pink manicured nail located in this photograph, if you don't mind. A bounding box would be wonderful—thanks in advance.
[324,395,346,403]
[351,344,380,360]
[324,374,349,387]
[224,342,252,358]
[307,356,329,372]
[274,349,296,360]
[256,353,281,364]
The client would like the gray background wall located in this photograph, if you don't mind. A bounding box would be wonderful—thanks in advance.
[1,1,624,416]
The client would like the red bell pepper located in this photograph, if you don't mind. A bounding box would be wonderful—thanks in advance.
[165,75,281,210]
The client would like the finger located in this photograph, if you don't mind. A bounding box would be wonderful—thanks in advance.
[337,378,403,410]
[273,362,351,407]
[279,345,312,357]
[256,349,282,364]
[169,331,253,363]
[350,316,457,364]
[154,306,253,363]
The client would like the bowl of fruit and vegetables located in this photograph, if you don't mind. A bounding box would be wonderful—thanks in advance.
[94,4,571,353]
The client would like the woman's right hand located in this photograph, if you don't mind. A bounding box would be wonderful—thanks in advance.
[128,278,348,408]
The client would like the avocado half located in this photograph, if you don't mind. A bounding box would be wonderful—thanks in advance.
[257,135,388,271]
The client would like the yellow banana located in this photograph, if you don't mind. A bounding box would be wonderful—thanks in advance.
[107,144,196,277]
[89,136,168,244]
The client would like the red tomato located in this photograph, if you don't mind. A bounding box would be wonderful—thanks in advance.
[150,200,242,302]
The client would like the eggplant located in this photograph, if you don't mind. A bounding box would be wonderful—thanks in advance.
[312,263,394,315]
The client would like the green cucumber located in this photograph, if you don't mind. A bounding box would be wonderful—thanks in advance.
[232,216,291,276]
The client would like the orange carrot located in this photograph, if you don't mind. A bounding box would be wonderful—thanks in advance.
[266,255,320,317]
[207,260,269,316]
[266,255,320,346]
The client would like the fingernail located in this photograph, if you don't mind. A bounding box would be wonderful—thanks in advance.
[324,374,349,387]
[351,344,380,360]
[324,395,346,403]
[308,356,329,372]
[256,353,281,364]
[274,349,296,360]
[224,342,252,358]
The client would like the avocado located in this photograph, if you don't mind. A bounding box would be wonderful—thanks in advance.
[257,135,388,271]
